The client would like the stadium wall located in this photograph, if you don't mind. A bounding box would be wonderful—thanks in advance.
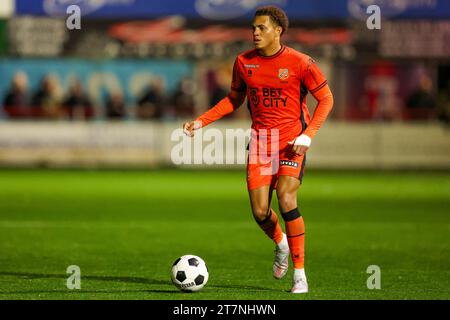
[0,121,448,169]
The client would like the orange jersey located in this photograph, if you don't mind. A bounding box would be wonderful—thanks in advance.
[195,45,333,190]
[196,45,333,143]
[231,45,328,138]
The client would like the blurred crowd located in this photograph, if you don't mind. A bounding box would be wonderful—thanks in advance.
[2,69,449,123]
[354,70,450,123]
[1,72,203,121]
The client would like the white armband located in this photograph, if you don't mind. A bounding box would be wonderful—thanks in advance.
[293,134,311,147]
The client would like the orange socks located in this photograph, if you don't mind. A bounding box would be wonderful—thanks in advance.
[256,208,284,245]
[281,208,305,269]
[256,207,305,269]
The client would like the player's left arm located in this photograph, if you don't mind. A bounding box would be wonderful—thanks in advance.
[289,59,334,155]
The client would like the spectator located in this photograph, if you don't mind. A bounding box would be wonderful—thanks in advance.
[172,78,196,119]
[208,69,228,107]
[437,79,450,125]
[3,72,30,119]
[63,79,94,120]
[31,75,63,119]
[136,77,167,120]
[206,67,246,120]
[362,62,402,121]
[105,90,126,119]
[405,74,437,120]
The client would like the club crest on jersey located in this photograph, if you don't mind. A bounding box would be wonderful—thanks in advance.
[278,68,289,80]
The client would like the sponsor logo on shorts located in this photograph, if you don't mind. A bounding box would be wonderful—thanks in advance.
[280,160,298,168]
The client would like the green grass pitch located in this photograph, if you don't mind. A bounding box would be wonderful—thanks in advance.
[0,169,449,300]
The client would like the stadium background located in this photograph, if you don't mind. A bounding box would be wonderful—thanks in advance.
[0,0,449,300]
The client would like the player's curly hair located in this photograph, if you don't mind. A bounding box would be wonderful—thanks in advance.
[255,6,289,36]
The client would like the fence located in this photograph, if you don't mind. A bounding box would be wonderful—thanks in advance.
[0,121,448,169]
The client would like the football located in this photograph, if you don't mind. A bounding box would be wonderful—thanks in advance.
[171,255,209,292]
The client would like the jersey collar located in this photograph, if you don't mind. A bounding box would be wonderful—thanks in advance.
[257,45,285,59]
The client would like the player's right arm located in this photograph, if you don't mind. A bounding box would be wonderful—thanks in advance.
[183,58,247,137]
[183,90,246,137]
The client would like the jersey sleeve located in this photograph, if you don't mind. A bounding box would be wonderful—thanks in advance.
[303,58,327,93]
[230,58,247,92]
[301,58,333,139]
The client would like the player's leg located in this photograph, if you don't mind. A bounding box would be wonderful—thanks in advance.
[248,185,283,244]
[248,185,290,279]
[276,174,308,293]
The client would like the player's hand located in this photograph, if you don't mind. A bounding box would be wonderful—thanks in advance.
[288,134,311,156]
[183,120,201,137]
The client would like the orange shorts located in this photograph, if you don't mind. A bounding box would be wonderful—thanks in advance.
[246,144,306,191]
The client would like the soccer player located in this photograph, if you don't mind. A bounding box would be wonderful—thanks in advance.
[183,6,333,293]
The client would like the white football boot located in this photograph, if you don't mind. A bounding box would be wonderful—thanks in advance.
[273,233,289,279]
[291,268,308,293]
